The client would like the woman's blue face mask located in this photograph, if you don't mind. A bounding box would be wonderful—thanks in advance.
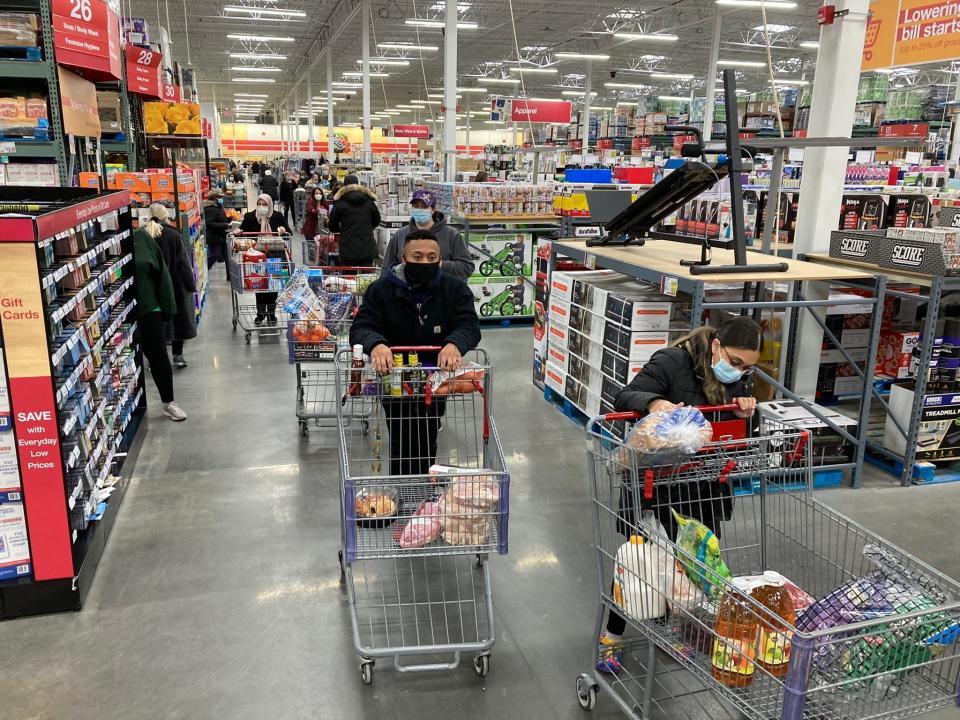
[712,343,754,384]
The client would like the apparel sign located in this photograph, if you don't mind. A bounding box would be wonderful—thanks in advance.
[393,124,430,138]
[862,0,960,70]
[51,0,122,81]
[125,45,162,98]
[509,99,572,124]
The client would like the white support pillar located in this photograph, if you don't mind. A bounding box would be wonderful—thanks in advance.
[791,0,870,400]
[280,109,286,153]
[444,0,458,181]
[307,74,314,155]
[294,85,300,154]
[581,60,592,168]
[702,11,722,140]
[327,51,335,160]
[465,110,471,157]
[362,0,371,163]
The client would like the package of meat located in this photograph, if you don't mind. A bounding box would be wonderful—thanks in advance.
[441,476,501,546]
[398,500,442,549]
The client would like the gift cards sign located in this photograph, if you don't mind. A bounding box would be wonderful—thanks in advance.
[125,45,162,98]
[52,0,122,81]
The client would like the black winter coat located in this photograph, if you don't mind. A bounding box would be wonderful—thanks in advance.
[350,265,481,367]
[240,209,287,236]
[155,224,197,341]
[279,178,295,206]
[328,184,381,263]
[259,174,279,201]
[203,202,230,247]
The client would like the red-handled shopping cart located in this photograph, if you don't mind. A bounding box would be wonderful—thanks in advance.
[228,230,294,344]
[335,345,508,685]
[577,404,960,720]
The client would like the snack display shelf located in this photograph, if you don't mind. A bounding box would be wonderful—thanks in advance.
[0,189,145,619]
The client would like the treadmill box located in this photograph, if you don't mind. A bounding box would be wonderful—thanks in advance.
[885,384,960,460]
[602,323,671,361]
[600,349,644,386]
[567,326,604,366]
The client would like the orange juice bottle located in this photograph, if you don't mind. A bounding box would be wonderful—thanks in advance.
[752,571,796,678]
[712,581,758,688]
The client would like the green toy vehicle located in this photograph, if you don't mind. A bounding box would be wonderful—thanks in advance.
[478,242,528,276]
[479,278,526,317]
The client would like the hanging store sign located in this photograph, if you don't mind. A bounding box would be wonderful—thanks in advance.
[393,124,430,138]
[878,122,929,137]
[161,83,181,103]
[862,0,960,71]
[125,45,162,98]
[51,0,122,81]
[57,66,101,138]
[509,99,572,124]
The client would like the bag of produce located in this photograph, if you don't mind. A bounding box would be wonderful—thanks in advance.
[671,508,731,597]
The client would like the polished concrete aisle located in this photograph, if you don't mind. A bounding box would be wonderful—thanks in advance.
[1,277,959,720]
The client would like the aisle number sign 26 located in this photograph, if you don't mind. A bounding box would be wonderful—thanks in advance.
[68,0,93,20]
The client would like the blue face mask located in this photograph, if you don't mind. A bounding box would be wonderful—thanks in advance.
[411,208,433,226]
[216,198,224,206]
[712,345,746,384]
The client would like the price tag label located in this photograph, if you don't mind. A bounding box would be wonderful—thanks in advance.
[660,275,679,297]
[584,253,597,269]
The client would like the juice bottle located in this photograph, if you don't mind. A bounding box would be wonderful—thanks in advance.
[752,571,796,678]
[351,344,364,385]
[391,353,403,397]
[712,580,758,688]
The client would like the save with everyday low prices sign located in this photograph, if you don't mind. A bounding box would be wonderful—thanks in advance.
[510,99,572,124]
[393,124,430,138]
[125,45,162,98]
[52,0,122,81]
[862,0,960,70]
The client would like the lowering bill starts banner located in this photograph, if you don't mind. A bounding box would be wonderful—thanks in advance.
[862,0,960,70]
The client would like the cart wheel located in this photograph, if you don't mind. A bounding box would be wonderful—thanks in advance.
[232,319,237,330]
[245,332,252,344]
[338,550,346,589]
[299,421,309,437]
[473,653,491,678]
[360,660,374,685]
[577,674,598,711]
[476,553,487,568]
[361,420,370,436]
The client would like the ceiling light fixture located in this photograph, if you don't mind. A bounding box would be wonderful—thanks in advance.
[342,71,390,77]
[483,77,521,84]
[717,59,766,68]
[718,0,796,7]
[649,72,695,80]
[508,66,558,74]
[658,95,691,102]
[457,87,488,93]
[377,42,438,51]
[605,82,650,89]
[332,81,363,88]
[230,66,282,72]
[230,52,287,60]
[773,78,809,85]
[799,41,819,49]
[227,34,295,42]
[234,93,269,98]
[223,6,306,17]
[356,58,411,66]
[232,78,277,83]
[561,90,598,96]
[554,52,611,60]
[613,32,678,42]
[405,18,478,29]
[751,23,795,32]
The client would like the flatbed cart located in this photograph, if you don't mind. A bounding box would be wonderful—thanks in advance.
[335,346,509,685]
[288,265,378,436]
[228,231,295,344]
[576,405,960,719]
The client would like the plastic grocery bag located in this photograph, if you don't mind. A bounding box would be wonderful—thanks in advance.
[625,407,713,455]
[278,267,325,322]
[671,508,732,597]
[428,363,485,395]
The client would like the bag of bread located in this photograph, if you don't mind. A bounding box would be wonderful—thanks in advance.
[625,406,713,455]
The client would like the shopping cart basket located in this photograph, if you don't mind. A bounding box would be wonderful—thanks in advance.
[289,265,378,436]
[293,187,308,231]
[228,231,294,344]
[301,231,338,266]
[576,405,960,720]
[336,346,509,685]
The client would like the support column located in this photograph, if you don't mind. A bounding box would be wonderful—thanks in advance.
[280,109,286,153]
[581,60,592,168]
[327,51,335,160]
[444,0,458,181]
[294,85,300,153]
[950,77,960,163]
[465,110,471,158]
[362,0,371,163]
[703,11,722,141]
[791,0,870,400]
[307,74,314,155]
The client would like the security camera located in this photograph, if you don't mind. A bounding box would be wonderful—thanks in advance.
[610,70,617,78]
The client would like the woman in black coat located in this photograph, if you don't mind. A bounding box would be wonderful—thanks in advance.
[596,316,762,675]
[240,193,288,324]
[150,204,197,368]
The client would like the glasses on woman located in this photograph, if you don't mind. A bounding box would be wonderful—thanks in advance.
[720,345,757,375]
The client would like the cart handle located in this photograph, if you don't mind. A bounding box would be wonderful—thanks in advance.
[600,403,741,422]
[309,265,379,272]
[784,429,811,464]
[387,345,445,351]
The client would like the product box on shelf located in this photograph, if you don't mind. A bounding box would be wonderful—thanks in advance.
[599,349,645,387]
[467,276,532,318]
[838,195,886,231]
[563,373,602,417]
[877,229,960,275]
[828,229,885,264]
[885,194,931,228]
[564,326,604,367]
[885,384,960,460]
[0,502,31,581]
[602,324,671,362]
[759,400,857,466]
[544,361,566,397]
[876,330,921,379]
[936,205,960,229]
[468,232,533,277]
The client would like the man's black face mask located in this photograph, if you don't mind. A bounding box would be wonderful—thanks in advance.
[405,261,440,287]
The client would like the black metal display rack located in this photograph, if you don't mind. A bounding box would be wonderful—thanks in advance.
[0,188,145,617]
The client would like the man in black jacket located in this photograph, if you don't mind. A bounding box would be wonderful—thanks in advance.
[203,189,232,280]
[278,171,297,228]
[328,174,380,266]
[350,229,481,476]
[259,169,279,202]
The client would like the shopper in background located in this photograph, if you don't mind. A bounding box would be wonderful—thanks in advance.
[473,170,490,182]
[328,174,380,266]
[381,189,474,280]
[593,315,762,675]
[350,229,481,476]
[240,193,288,324]
[302,186,328,241]
[133,213,187,422]
[304,172,321,189]
[204,189,232,281]
[279,171,296,228]
[259,168,279,202]
[149,203,197,369]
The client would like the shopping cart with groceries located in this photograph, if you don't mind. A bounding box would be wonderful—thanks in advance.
[228,230,295,344]
[301,231,338,266]
[335,346,509,686]
[288,265,378,436]
[576,404,960,720]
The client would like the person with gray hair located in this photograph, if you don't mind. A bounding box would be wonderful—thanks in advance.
[149,203,197,369]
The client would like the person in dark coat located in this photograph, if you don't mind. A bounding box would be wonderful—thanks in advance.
[350,229,481,476]
[240,193,288,324]
[278,171,296,228]
[259,168,279,201]
[203,189,232,280]
[328,174,380,265]
[594,315,761,676]
[302,186,330,261]
[381,188,474,280]
[150,203,197,369]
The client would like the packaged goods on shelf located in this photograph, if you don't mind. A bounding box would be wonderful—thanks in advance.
[467,232,533,277]
[0,502,31,581]
[885,384,960,460]
[122,16,151,45]
[467,276,532,319]
[0,93,48,139]
[427,182,556,217]
[97,91,123,134]
[0,13,39,47]
[0,163,58,187]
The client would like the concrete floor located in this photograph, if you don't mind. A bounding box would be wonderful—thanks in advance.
[1,273,959,720]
